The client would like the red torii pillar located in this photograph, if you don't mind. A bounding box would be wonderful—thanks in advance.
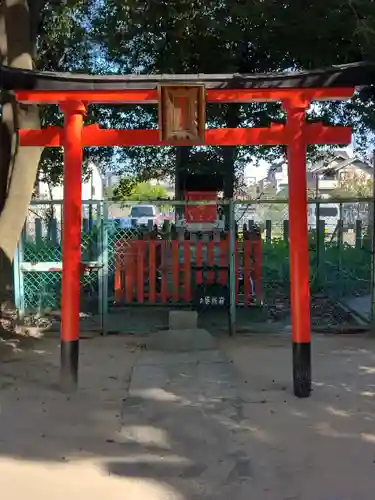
[16,86,353,397]
[284,97,312,397]
[60,101,86,391]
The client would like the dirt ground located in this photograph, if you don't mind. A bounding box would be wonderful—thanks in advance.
[1,330,375,499]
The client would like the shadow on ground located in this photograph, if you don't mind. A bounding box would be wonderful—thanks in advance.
[0,332,375,499]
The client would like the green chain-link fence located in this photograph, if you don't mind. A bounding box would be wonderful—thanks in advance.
[14,198,374,325]
[17,201,101,313]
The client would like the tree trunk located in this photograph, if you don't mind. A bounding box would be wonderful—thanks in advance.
[175,146,190,220]
[0,1,42,312]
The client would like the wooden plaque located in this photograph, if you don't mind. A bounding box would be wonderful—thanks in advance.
[158,85,206,144]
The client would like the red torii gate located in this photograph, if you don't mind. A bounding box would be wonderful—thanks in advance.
[3,63,372,398]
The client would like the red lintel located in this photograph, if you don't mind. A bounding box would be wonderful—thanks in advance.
[19,123,352,147]
[15,87,354,104]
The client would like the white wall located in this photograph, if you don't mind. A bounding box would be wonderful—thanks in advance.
[37,161,103,200]
[82,162,104,200]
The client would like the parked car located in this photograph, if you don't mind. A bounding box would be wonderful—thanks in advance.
[129,204,162,227]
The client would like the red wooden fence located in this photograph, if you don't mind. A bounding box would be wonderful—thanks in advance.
[114,232,262,306]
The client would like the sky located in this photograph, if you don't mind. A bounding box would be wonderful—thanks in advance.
[244,159,269,183]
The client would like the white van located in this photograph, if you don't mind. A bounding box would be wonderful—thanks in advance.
[130,204,160,227]
[308,203,340,234]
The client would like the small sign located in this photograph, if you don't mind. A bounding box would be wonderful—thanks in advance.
[158,85,206,144]
[199,295,226,306]
[195,283,229,309]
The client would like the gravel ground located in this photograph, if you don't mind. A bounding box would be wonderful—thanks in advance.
[265,284,359,332]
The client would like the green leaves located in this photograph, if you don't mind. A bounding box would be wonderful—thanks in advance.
[113,180,169,201]
[34,0,375,189]
[89,0,375,182]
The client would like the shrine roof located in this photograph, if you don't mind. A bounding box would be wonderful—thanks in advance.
[1,61,375,91]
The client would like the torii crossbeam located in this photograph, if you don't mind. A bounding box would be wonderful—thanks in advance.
[2,61,374,397]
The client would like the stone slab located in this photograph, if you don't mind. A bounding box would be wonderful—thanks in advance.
[147,328,216,352]
[137,350,227,366]
[341,294,371,321]
[168,310,198,330]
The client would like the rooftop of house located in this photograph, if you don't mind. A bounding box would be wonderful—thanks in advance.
[310,151,373,176]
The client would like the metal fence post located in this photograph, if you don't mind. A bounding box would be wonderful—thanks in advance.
[13,227,25,319]
[317,219,325,286]
[315,200,320,283]
[35,218,42,244]
[228,199,236,335]
[99,201,109,334]
[338,202,343,290]
[97,201,103,322]
[371,151,375,331]
[265,219,272,243]
[355,219,362,249]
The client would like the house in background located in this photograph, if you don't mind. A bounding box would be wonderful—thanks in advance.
[258,151,373,197]
[309,150,373,195]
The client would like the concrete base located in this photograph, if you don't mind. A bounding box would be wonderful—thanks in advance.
[147,328,216,352]
[169,310,198,330]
